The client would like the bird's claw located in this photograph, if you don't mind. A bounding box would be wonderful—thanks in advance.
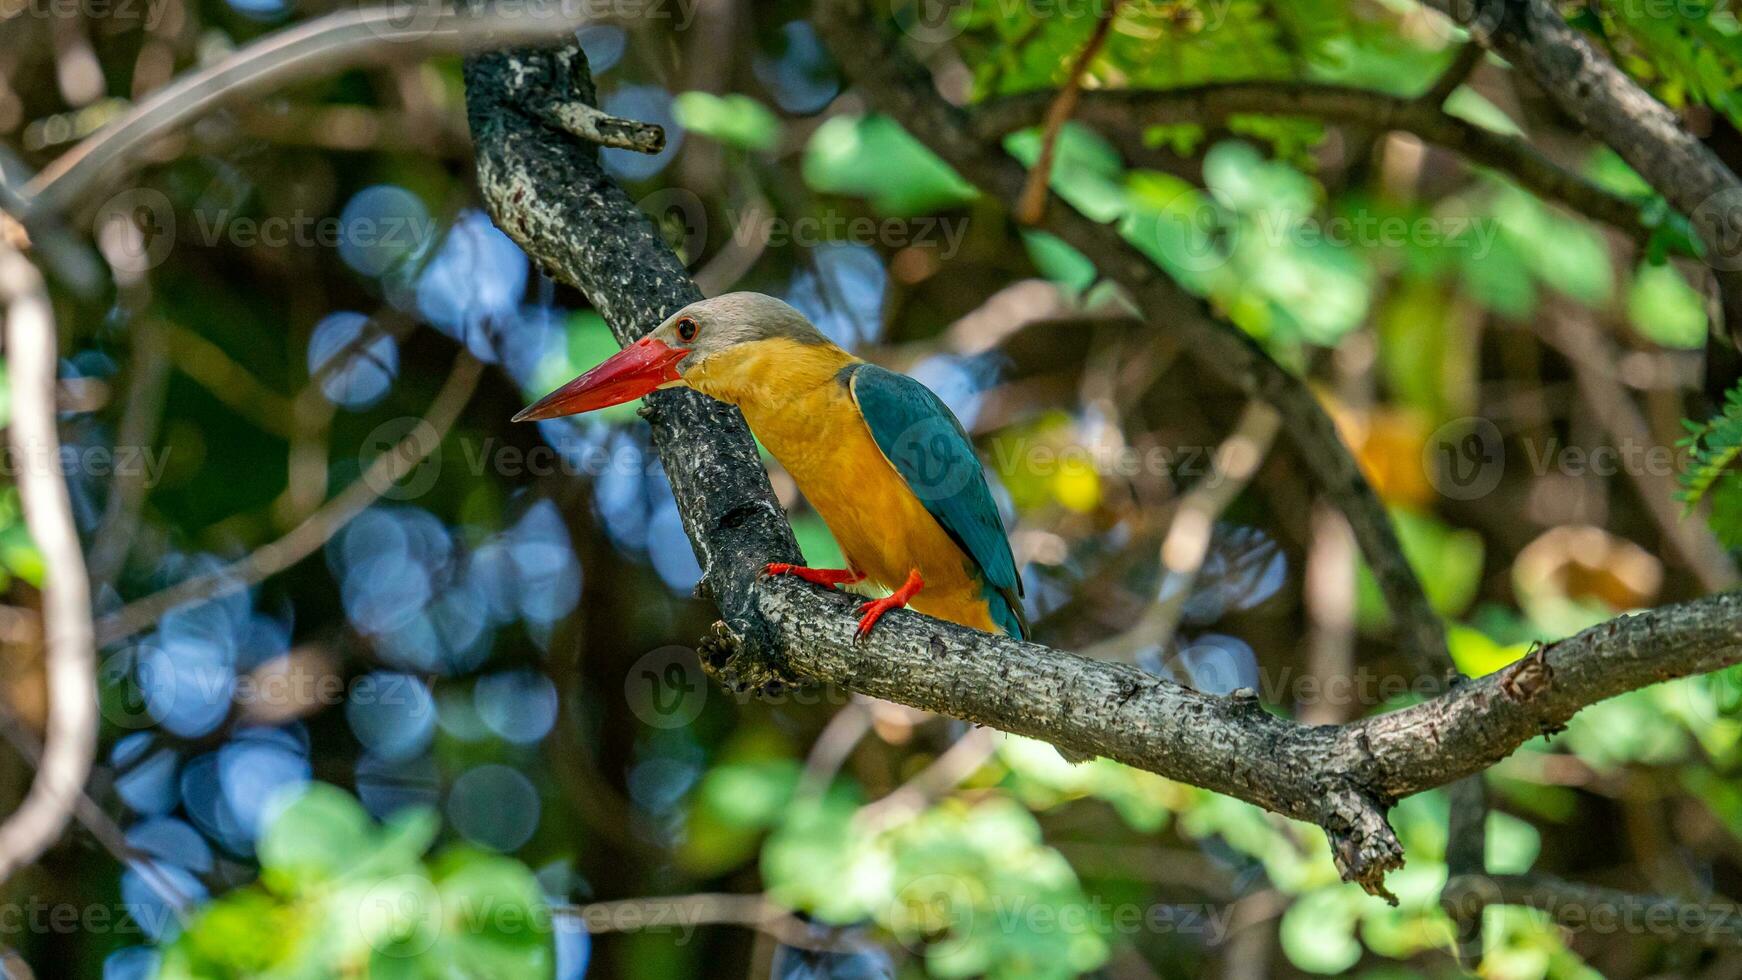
[854,597,899,640]
[852,568,924,641]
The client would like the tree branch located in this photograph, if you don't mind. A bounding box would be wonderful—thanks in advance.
[0,241,96,884]
[1444,873,1742,950]
[972,82,1645,235]
[21,4,598,217]
[461,37,1742,901]
[1416,0,1742,373]
[1014,0,1122,225]
[92,353,483,647]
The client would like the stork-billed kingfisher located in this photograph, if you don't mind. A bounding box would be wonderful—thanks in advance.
[515,292,1028,640]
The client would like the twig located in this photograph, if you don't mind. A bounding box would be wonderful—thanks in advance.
[0,242,96,885]
[1014,1,1121,226]
[558,893,869,953]
[1441,778,1488,966]
[93,354,483,647]
[795,700,873,802]
[1423,43,1485,107]
[0,703,194,921]
[1080,401,1280,663]
[23,4,599,216]
[161,323,296,438]
[856,727,998,830]
[545,102,666,154]
[1444,874,1742,950]
[1540,307,1737,591]
[87,317,170,587]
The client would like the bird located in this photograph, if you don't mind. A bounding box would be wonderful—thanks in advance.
[514,292,1027,641]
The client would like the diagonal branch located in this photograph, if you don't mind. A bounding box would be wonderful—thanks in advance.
[1014,0,1122,225]
[92,354,483,647]
[1415,0,1742,377]
[462,37,1742,901]
[21,4,599,217]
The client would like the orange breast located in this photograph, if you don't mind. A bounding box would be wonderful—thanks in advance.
[687,338,1003,634]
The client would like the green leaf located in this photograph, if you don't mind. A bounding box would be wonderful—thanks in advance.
[1281,888,1363,973]
[802,115,978,215]
[1628,262,1707,349]
[673,92,781,151]
[1021,231,1096,292]
[1485,810,1542,875]
[258,782,376,894]
[431,848,555,980]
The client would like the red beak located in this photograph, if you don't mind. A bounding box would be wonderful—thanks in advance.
[513,337,690,422]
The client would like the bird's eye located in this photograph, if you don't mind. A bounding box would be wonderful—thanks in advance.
[676,317,699,343]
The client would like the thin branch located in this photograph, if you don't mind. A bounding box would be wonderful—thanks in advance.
[794,699,872,801]
[1444,874,1742,950]
[0,241,96,884]
[1539,307,1737,592]
[856,727,998,830]
[0,703,194,921]
[812,0,1457,685]
[87,316,169,587]
[1081,401,1280,662]
[559,893,870,954]
[93,354,483,647]
[1014,0,1121,226]
[21,4,599,216]
[972,82,1645,235]
[161,323,296,438]
[1423,43,1485,107]
[1416,0,1742,367]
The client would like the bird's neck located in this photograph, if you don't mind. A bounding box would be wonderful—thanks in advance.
[685,338,859,415]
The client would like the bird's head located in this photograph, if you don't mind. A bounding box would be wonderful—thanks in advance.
[513,292,828,421]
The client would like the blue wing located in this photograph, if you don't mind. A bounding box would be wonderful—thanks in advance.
[843,363,1027,639]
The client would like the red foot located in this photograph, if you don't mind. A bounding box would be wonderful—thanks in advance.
[855,568,924,639]
[763,562,866,587]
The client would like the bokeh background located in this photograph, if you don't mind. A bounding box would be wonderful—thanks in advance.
[2,0,1742,976]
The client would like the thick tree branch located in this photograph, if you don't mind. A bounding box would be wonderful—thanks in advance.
[462,38,1742,900]
[973,81,1645,235]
